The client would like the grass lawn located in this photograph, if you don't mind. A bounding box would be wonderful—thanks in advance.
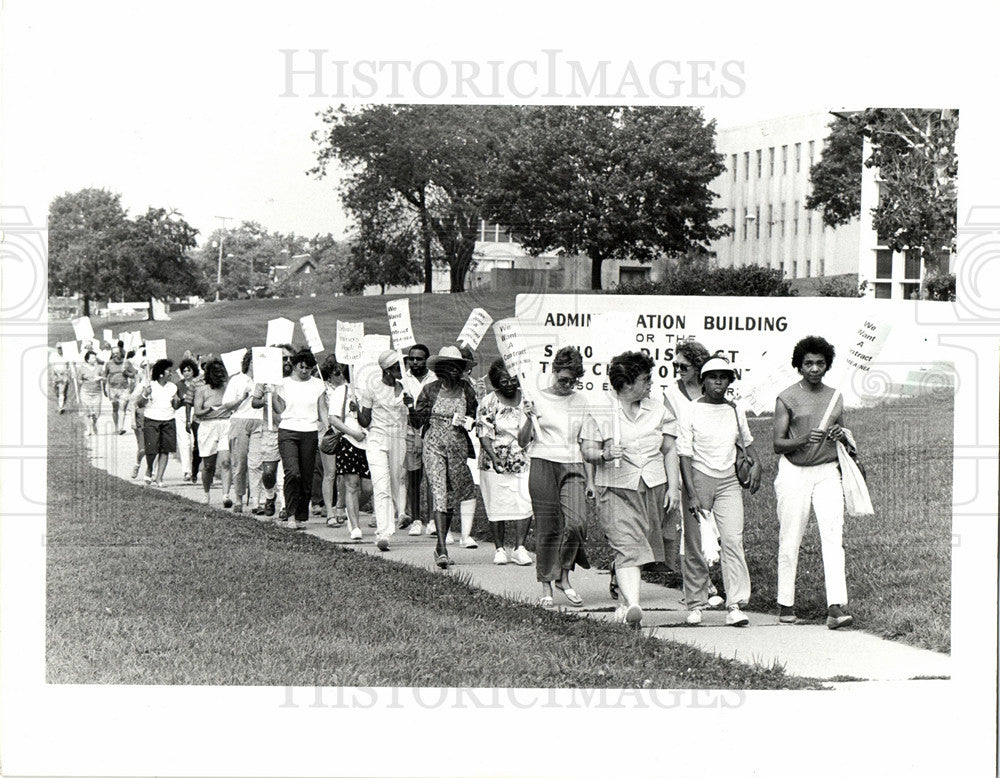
[584,391,954,654]
[46,405,819,688]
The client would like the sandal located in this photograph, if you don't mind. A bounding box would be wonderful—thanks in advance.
[436,554,451,569]
[555,584,584,607]
[537,595,554,607]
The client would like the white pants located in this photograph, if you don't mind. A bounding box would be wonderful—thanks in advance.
[367,439,406,538]
[775,457,848,607]
[174,410,192,474]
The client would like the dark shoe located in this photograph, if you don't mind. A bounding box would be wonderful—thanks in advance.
[251,506,265,516]
[778,605,797,624]
[223,497,233,509]
[609,563,619,601]
[278,508,287,520]
[436,553,450,569]
[264,497,276,517]
[826,605,855,630]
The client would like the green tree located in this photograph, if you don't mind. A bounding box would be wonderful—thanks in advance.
[49,189,201,313]
[311,104,514,292]
[483,106,730,290]
[342,201,424,295]
[807,109,958,257]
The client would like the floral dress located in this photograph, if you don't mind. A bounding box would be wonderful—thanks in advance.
[422,389,476,513]
[476,391,532,521]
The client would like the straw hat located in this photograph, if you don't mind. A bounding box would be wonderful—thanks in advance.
[427,345,471,371]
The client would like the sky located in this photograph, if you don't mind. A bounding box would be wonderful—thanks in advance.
[8,2,988,249]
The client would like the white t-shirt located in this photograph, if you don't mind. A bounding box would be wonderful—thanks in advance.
[327,383,366,449]
[526,390,589,464]
[278,376,326,432]
[358,380,408,451]
[224,372,258,419]
[676,400,753,479]
[144,380,178,421]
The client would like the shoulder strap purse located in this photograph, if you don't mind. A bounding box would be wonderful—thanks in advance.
[728,401,754,489]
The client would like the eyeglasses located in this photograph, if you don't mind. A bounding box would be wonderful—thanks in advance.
[554,376,576,386]
[675,362,692,371]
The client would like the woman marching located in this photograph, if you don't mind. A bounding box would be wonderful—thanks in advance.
[136,358,184,487]
[676,356,762,626]
[477,358,534,566]
[581,351,681,627]
[772,335,855,630]
[525,346,593,608]
[193,359,239,505]
[409,346,479,568]
[78,349,104,436]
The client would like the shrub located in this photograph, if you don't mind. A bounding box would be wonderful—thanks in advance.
[612,256,795,297]
[924,273,956,301]
[816,274,867,297]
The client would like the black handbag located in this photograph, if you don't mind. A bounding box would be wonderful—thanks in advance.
[729,402,754,488]
[319,388,349,455]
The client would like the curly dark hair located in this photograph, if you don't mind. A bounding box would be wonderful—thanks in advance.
[791,336,835,371]
[675,339,711,370]
[204,360,228,390]
[608,351,655,393]
[552,346,585,379]
[487,357,512,390]
[320,355,344,382]
[241,349,253,375]
[151,358,174,381]
[290,347,317,369]
[178,358,200,377]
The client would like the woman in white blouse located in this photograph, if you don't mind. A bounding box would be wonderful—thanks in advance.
[676,357,762,627]
[136,358,183,487]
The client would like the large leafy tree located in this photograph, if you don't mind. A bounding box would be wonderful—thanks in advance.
[341,198,424,295]
[311,104,513,293]
[482,106,730,290]
[806,109,958,257]
[48,188,200,313]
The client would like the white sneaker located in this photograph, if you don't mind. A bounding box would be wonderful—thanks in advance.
[349,527,362,541]
[461,536,478,549]
[408,521,424,536]
[708,595,725,609]
[493,548,509,565]
[510,546,533,566]
[445,532,454,545]
[425,523,437,536]
[726,606,749,627]
[685,610,703,625]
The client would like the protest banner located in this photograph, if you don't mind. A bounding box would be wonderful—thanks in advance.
[493,317,542,436]
[266,317,295,347]
[252,346,284,429]
[335,321,364,365]
[458,308,494,350]
[221,349,245,377]
[299,314,325,354]
[71,316,95,342]
[145,339,168,362]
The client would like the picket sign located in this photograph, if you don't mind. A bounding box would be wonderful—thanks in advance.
[335,321,364,365]
[252,346,284,430]
[59,340,81,362]
[266,317,295,347]
[145,339,168,362]
[299,314,325,354]
[221,349,245,377]
[458,308,493,350]
[817,319,893,431]
[493,317,542,437]
[71,316,95,342]
[386,299,420,398]
[102,328,114,345]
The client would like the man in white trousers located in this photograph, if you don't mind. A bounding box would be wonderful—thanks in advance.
[359,351,411,552]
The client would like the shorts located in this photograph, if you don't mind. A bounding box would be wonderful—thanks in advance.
[335,439,371,478]
[143,417,177,455]
[108,385,131,403]
[197,418,231,457]
[260,426,279,461]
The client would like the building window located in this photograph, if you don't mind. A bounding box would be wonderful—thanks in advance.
[904,249,921,279]
[781,145,788,175]
[619,266,651,285]
[768,147,775,177]
[731,154,738,180]
[780,202,786,237]
[793,201,799,236]
[874,283,892,299]
[901,282,921,299]
[805,259,811,277]
[731,209,737,237]
[756,150,762,178]
[809,140,815,167]
[795,143,802,173]
[792,260,798,278]
[755,206,760,239]
[767,204,774,238]
[742,207,748,240]
[875,249,894,279]
[807,210,812,235]
[744,152,750,181]
[819,257,825,276]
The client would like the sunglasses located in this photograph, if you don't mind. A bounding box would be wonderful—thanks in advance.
[675,363,693,371]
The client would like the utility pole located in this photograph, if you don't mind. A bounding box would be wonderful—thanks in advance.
[214,215,233,301]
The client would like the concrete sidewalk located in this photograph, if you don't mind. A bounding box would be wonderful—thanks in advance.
[84,424,951,685]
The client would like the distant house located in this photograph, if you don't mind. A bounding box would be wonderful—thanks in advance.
[271,254,320,296]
